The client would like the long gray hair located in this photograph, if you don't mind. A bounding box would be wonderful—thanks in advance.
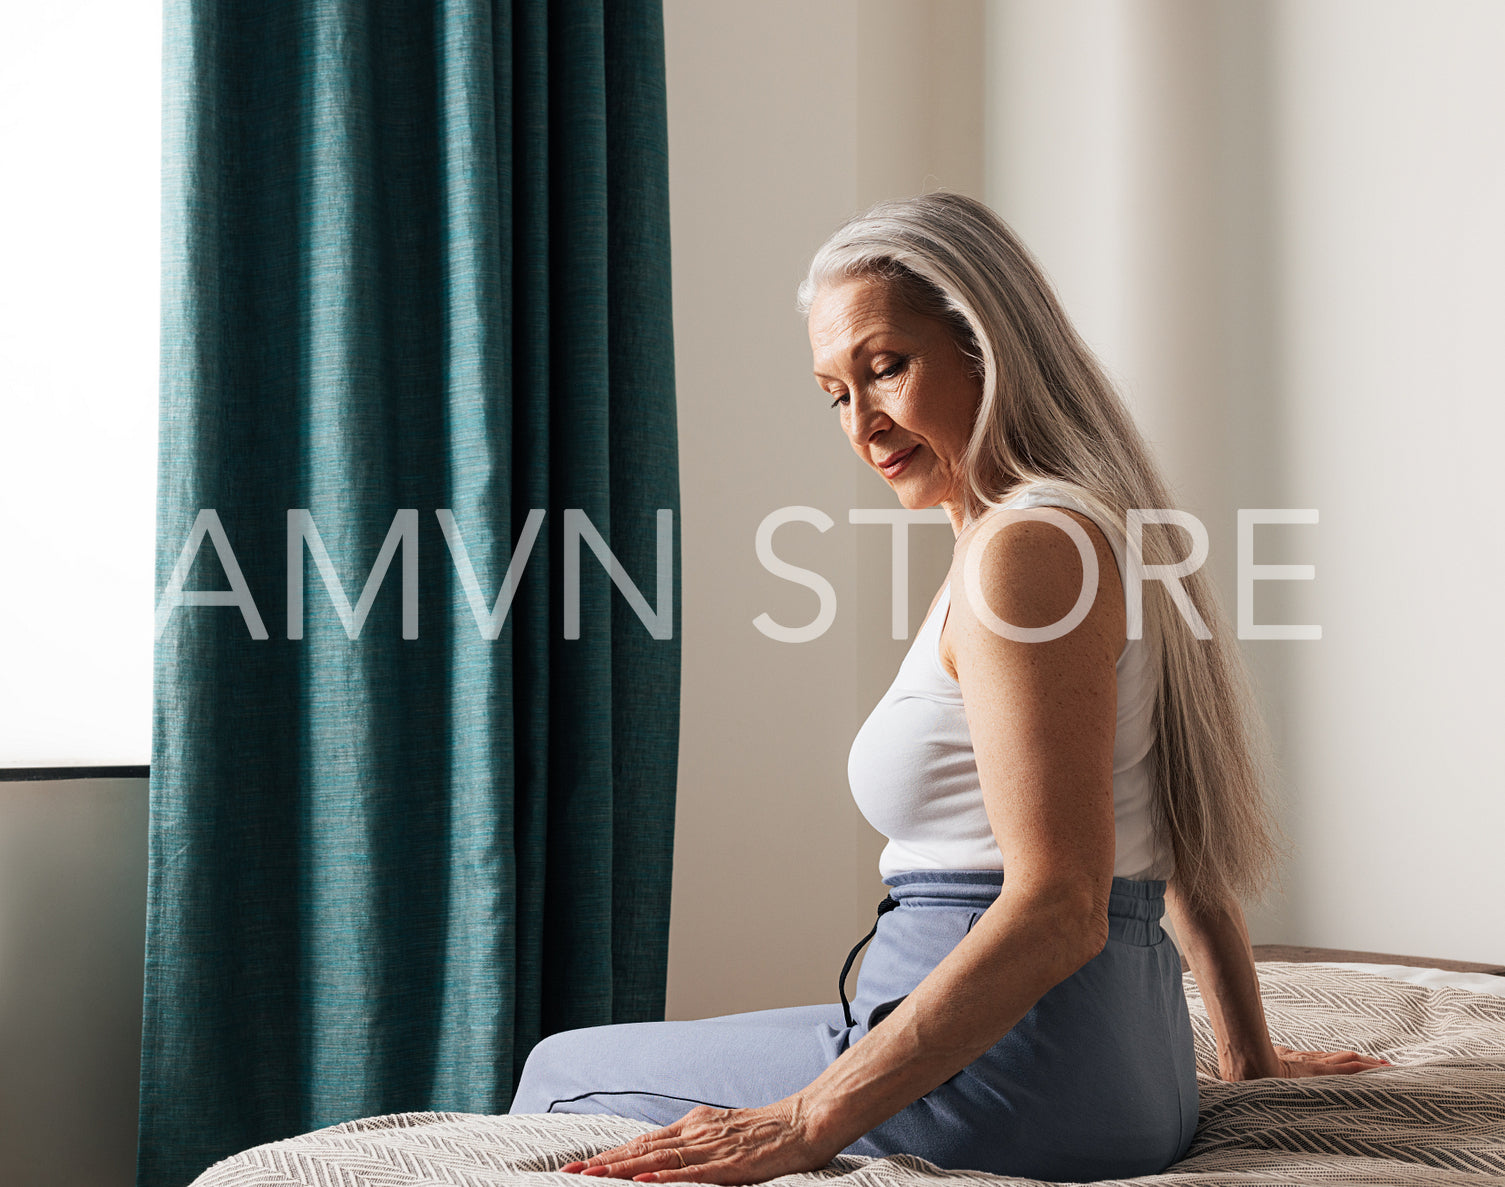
[798,192,1284,913]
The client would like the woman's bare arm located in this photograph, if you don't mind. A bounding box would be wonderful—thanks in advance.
[1164,882,1390,1079]
[1162,883,1282,1079]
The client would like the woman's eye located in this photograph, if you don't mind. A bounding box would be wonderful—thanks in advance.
[828,392,848,409]
[876,358,906,380]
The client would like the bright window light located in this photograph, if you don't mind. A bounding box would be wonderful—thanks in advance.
[0,2,160,768]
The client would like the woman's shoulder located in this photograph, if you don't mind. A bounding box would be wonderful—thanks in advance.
[954,489,1120,580]
[946,495,1125,652]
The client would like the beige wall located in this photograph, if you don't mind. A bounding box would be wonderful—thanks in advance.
[663,0,861,1020]
[1260,0,1505,958]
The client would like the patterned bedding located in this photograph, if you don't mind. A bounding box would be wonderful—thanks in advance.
[191,963,1505,1186]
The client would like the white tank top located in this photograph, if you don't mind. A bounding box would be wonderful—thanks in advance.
[847,485,1173,882]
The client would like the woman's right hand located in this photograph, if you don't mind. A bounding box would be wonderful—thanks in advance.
[562,1095,842,1185]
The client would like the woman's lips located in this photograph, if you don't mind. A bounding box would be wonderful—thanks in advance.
[879,445,919,478]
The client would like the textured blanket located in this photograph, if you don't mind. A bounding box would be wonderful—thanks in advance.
[191,963,1505,1186]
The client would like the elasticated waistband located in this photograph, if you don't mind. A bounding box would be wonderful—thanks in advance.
[882,869,1168,946]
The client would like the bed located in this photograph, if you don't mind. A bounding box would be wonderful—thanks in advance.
[189,948,1505,1187]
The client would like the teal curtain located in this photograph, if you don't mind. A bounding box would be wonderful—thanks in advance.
[141,1,679,1184]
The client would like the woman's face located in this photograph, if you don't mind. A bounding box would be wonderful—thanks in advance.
[808,276,982,530]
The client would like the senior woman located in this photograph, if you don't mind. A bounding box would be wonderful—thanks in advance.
[509,193,1384,1183]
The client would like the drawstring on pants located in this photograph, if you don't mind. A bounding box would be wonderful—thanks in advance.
[839,895,899,1028]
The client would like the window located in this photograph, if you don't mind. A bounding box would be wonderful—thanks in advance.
[0,2,160,769]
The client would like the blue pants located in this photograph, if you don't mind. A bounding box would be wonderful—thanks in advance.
[510,871,1198,1182]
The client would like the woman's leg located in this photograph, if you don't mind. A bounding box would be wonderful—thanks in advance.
[509,1003,849,1125]
[513,875,1197,1181]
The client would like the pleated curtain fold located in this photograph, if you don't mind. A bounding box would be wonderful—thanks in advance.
[141,2,679,1183]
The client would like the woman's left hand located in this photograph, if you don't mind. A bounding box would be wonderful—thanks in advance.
[1268,1042,1392,1077]
[560,1097,838,1184]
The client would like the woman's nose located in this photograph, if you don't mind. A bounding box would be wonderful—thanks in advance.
[846,391,892,444]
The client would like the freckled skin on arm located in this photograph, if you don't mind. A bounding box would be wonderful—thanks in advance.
[944,509,1123,914]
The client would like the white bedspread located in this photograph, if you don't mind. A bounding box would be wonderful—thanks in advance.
[191,963,1505,1186]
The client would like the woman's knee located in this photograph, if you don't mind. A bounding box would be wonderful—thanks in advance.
[511,1028,594,1114]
